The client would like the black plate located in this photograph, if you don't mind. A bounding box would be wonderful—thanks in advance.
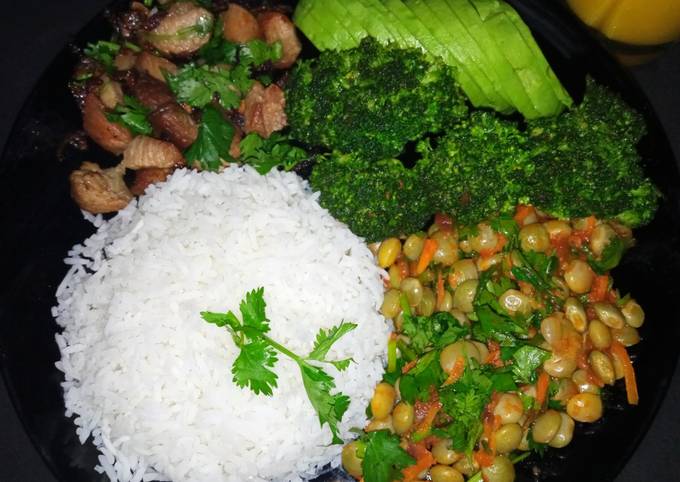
[0,1,679,481]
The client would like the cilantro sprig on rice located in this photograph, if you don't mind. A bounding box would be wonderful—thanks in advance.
[202,287,357,444]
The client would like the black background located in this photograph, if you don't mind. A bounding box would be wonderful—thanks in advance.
[1,1,679,482]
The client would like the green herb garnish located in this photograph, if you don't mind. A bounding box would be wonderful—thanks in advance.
[184,106,235,171]
[83,40,120,71]
[201,287,356,444]
[167,63,252,110]
[239,132,308,174]
[511,250,562,309]
[511,345,551,384]
[361,430,414,482]
[198,18,282,66]
[105,95,152,135]
[590,237,627,274]
[239,39,282,67]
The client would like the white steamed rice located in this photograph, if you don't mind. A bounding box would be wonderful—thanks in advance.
[52,166,390,482]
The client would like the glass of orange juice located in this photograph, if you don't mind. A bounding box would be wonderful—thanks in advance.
[567,0,680,63]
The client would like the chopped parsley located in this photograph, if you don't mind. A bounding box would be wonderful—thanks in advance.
[590,236,627,274]
[511,250,562,309]
[201,287,356,444]
[511,345,551,384]
[198,19,282,67]
[184,106,235,171]
[167,63,252,110]
[438,364,517,454]
[239,39,283,67]
[361,430,414,482]
[239,132,308,174]
[83,40,120,71]
[105,95,152,135]
[438,365,491,454]
[472,269,528,345]
[398,349,444,404]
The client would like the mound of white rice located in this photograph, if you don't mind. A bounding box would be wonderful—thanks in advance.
[53,166,389,482]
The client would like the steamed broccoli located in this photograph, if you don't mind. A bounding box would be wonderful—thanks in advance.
[526,80,658,226]
[309,153,431,242]
[311,79,658,240]
[286,37,468,162]
[419,79,659,227]
[415,111,539,226]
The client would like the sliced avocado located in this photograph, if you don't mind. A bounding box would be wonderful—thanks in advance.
[384,0,445,54]
[343,0,396,44]
[444,0,539,118]
[421,0,517,112]
[402,0,501,110]
[469,0,562,117]
[293,0,358,50]
[500,5,572,110]
[361,0,423,49]
[323,0,369,48]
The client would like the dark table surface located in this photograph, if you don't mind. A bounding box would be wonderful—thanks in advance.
[1,1,679,482]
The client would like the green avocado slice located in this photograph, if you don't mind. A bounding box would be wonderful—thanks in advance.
[501,5,573,110]
[384,0,497,110]
[444,0,539,118]
[294,0,358,50]
[360,0,424,49]
[407,0,511,113]
[343,0,397,44]
[323,0,370,48]
[469,0,570,116]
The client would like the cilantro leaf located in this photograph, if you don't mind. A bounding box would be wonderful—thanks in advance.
[488,370,518,392]
[202,287,354,444]
[438,365,500,454]
[239,286,269,334]
[198,20,239,65]
[328,358,353,371]
[239,132,308,174]
[527,428,548,457]
[167,63,251,109]
[439,385,487,453]
[401,310,469,356]
[398,350,443,404]
[201,38,239,65]
[511,251,561,308]
[511,345,550,384]
[185,106,235,171]
[199,28,282,68]
[474,305,524,345]
[239,40,282,67]
[308,321,357,362]
[472,269,529,344]
[200,310,240,329]
[520,392,538,411]
[362,430,414,482]
[83,40,120,71]
[490,215,519,250]
[106,95,152,135]
[232,340,278,395]
[299,363,350,444]
[589,236,626,274]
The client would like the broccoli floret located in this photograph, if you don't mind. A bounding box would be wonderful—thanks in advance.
[415,111,539,225]
[286,37,468,162]
[309,153,431,242]
[526,79,659,226]
[419,79,659,228]
[310,79,658,241]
